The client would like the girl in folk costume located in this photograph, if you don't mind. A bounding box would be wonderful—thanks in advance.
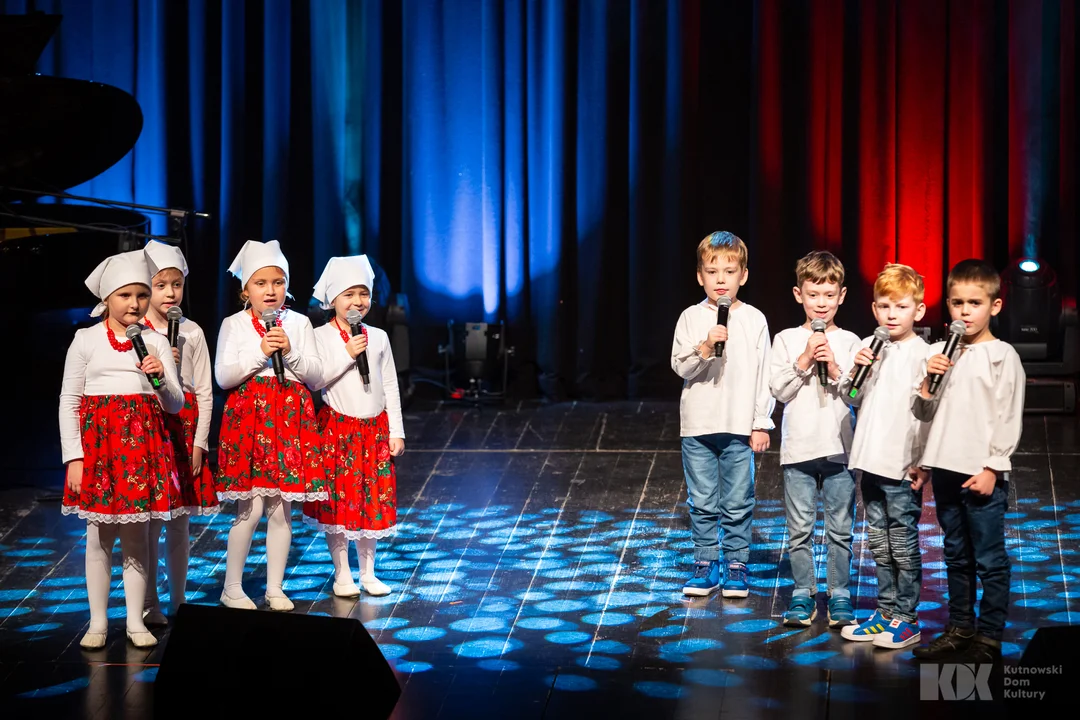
[60,250,185,649]
[304,256,404,597]
[215,240,326,611]
[140,241,219,626]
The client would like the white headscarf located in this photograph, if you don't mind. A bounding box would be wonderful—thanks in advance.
[144,239,189,277]
[311,255,376,309]
[226,240,291,293]
[84,250,152,317]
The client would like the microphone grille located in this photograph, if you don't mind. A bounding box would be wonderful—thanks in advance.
[717,296,732,309]
[810,319,827,332]
[948,320,967,335]
[124,324,143,339]
[166,306,183,321]
[260,309,278,323]
[873,326,891,341]
[346,309,363,324]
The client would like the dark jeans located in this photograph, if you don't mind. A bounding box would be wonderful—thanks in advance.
[862,473,923,623]
[930,468,1011,640]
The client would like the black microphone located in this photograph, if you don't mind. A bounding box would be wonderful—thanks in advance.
[714,296,732,357]
[166,306,183,348]
[346,309,370,386]
[811,319,829,385]
[928,319,967,396]
[261,308,286,384]
[125,324,162,389]
[848,326,891,399]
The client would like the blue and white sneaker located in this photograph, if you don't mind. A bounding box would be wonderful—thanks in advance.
[721,562,750,598]
[827,596,857,628]
[783,595,817,627]
[841,609,890,641]
[682,561,721,596]
[871,617,921,649]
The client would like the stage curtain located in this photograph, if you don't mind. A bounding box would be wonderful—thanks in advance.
[4,0,1076,399]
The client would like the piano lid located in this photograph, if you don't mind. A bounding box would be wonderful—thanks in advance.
[0,13,143,197]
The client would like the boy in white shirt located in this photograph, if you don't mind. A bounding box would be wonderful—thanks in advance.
[671,231,775,598]
[838,264,930,649]
[911,259,1025,664]
[770,251,861,628]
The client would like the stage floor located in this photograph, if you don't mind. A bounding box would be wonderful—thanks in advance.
[1,401,1077,718]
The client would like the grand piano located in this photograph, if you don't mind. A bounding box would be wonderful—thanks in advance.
[0,12,152,485]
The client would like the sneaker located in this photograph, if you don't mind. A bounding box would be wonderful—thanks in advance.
[957,634,1002,664]
[871,617,921,649]
[911,625,975,661]
[783,595,817,627]
[827,596,857,628]
[721,562,750,598]
[841,609,890,642]
[682,561,721,597]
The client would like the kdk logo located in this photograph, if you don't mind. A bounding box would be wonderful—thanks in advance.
[920,664,993,701]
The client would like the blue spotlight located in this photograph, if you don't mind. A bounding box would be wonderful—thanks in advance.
[1019,259,1040,273]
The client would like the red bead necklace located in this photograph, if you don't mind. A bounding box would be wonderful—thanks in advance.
[105,322,133,353]
[251,309,282,337]
[333,316,367,344]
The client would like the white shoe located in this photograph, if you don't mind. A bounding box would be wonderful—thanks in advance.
[126,630,158,648]
[219,591,257,610]
[360,576,391,597]
[142,608,168,627]
[265,594,295,612]
[333,581,361,598]
[80,631,107,649]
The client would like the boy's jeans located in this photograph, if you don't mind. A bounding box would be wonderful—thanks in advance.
[931,468,1010,640]
[862,472,923,622]
[681,433,755,564]
[783,458,856,598]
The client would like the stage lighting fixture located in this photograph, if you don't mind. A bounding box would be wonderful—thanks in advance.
[438,320,515,404]
[998,258,1078,413]
[999,257,1061,361]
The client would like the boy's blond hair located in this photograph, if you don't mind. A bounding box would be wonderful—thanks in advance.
[947,259,1001,300]
[152,267,185,284]
[873,263,925,304]
[795,250,845,287]
[697,231,748,270]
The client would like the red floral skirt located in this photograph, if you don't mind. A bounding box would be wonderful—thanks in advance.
[62,394,180,523]
[215,376,327,502]
[164,392,220,515]
[302,407,397,538]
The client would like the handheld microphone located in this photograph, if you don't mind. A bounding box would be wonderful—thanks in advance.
[166,306,183,348]
[346,309,371,386]
[928,320,967,395]
[848,326,891,399]
[261,309,286,384]
[125,324,162,389]
[810,319,829,385]
[714,296,732,357]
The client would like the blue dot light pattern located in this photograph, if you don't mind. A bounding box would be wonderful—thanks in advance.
[1,404,1078,716]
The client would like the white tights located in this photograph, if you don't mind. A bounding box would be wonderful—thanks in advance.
[326,534,381,584]
[145,516,190,613]
[85,521,151,633]
[223,495,292,599]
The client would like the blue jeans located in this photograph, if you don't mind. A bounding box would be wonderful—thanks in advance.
[681,434,755,564]
[783,458,856,598]
[931,468,1010,640]
[862,472,923,622]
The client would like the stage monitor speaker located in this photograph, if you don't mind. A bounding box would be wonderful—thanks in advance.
[1012,625,1077,704]
[154,604,401,719]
